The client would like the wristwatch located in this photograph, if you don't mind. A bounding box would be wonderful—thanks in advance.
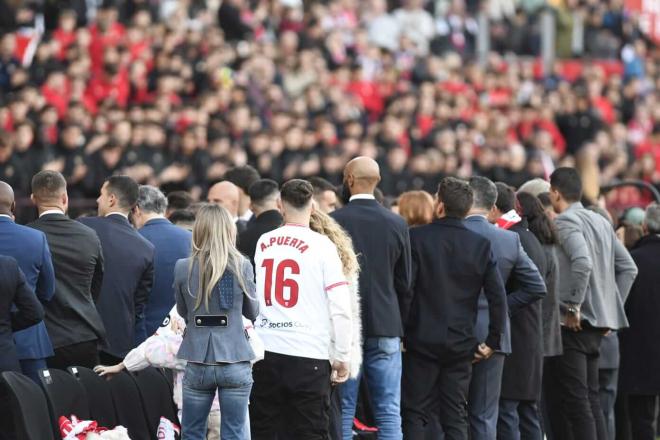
[566,304,580,315]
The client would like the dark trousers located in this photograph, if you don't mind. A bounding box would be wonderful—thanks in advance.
[329,386,343,440]
[598,367,618,440]
[47,340,99,370]
[497,399,543,440]
[99,351,123,366]
[250,351,331,440]
[402,348,472,440]
[548,327,606,440]
[627,395,658,440]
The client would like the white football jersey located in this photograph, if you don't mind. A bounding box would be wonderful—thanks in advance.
[254,223,351,360]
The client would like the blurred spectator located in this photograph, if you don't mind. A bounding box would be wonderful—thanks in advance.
[224,166,261,223]
[166,191,194,218]
[168,209,196,231]
[309,176,339,214]
[238,178,282,264]
[397,190,434,227]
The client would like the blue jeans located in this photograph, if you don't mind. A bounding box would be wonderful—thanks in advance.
[497,399,542,440]
[182,362,253,440]
[341,337,402,440]
[19,358,47,384]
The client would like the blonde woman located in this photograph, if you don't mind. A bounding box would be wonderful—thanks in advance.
[309,210,363,440]
[174,204,259,440]
[309,210,362,376]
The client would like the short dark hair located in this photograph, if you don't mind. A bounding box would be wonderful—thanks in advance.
[167,191,193,211]
[280,179,314,209]
[468,176,497,210]
[537,192,552,209]
[224,166,261,194]
[308,176,335,195]
[495,182,516,213]
[249,179,279,205]
[169,209,196,225]
[550,167,582,203]
[31,170,66,201]
[105,175,139,210]
[437,177,473,219]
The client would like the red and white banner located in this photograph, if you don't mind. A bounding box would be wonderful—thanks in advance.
[626,0,660,44]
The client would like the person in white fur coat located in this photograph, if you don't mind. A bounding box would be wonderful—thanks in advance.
[309,210,363,439]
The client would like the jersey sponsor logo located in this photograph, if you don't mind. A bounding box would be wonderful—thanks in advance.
[258,318,308,329]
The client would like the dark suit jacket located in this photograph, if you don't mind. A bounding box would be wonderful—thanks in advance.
[501,221,546,400]
[332,198,412,337]
[238,210,283,265]
[28,213,105,349]
[0,256,44,373]
[0,216,55,359]
[78,214,155,357]
[138,218,191,337]
[406,218,507,357]
[464,216,546,354]
[619,235,660,393]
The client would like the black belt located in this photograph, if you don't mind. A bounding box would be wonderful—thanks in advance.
[194,315,228,327]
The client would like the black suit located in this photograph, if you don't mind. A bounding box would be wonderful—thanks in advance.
[78,214,154,360]
[238,210,283,265]
[29,212,105,369]
[0,256,44,374]
[332,196,412,438]
[331,198,412,336]
[402,217,507,440]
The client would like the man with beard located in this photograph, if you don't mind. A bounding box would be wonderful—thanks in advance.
[332,157,412,440]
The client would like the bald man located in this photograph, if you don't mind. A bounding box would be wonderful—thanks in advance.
[207,181,247,234]
[331,157,412,440]
[0,181,55,382]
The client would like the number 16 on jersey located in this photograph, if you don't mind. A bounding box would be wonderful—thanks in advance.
[261,259,300,308]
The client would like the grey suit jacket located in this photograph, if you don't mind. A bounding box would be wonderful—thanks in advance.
[464,216,546,354]
[555,203,637,330]
[175,256,259,363]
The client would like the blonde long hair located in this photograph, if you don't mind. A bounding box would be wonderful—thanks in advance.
[189,204,249,311]
[310,210,360,278]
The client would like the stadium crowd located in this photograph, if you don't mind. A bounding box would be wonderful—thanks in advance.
[0,0,658,214]
[0,0,659,439]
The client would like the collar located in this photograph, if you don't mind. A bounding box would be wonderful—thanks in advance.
[496,210,522,230]
[40,209,65,217]
[0,214,13,221]
[284,222,309,228]
[239,209,253,222]
[465,213,488,220]
[565,202,584,213]
[350,194,376,202]
[106,212,129,220]
[257,209,283,220]
[144,217,169,226]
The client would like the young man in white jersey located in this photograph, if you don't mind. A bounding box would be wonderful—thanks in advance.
[250,179,353,439]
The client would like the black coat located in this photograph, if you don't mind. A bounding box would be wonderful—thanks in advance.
[406,218,507,356]
[78,215,154,358]
[238,210,283,266]
[332,198,412,337]
[0,256,44,373]
[501,221,546,400]
[29,213,105,349]
[619,235,660,394]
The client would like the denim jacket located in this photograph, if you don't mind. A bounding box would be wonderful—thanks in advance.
[175,257,259,363]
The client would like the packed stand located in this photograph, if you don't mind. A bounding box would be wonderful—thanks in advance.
[0,0,658,220]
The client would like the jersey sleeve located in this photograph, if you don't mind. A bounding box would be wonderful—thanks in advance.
[323,240,353,363]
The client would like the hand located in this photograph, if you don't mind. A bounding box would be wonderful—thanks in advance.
[473,343,494,364]
[331,361,350,385]
[93,363,125,378]
[565,309,582,332]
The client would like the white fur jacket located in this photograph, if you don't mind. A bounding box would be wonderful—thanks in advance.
[330,275,363,378]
